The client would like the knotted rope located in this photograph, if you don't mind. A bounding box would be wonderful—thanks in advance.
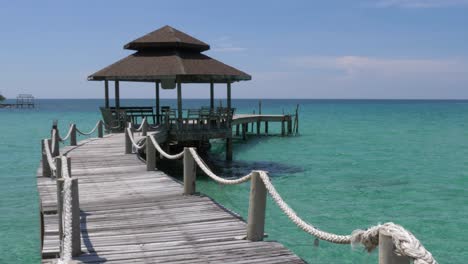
[76,120,101,136]
[148,134,184,160]
[58,156,73,264]
[126,128,146,150]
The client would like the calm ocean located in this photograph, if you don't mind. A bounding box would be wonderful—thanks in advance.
[0,99,466,263]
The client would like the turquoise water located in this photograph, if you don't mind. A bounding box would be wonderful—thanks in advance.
[1,99,467,263]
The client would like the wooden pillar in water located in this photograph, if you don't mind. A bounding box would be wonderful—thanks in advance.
[226,137,233,161]
[104,80,109,108]
[242,123,247,140]
[226,82,233,161]
[155,81,160,124]
[236,125,240,136]
[281,120,285,136]
[246,171,266,241]
[256,121,261,135]
[265,121,269,135]
[287,117,293,135]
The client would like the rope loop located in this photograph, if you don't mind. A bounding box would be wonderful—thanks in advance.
[148,134,184,159]
[76,120,101,135]
[126,128,146,150]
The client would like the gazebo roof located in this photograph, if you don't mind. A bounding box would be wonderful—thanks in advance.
[88,26,251,83]
[124,25,210,52]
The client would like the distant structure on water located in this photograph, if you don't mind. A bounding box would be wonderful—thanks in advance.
[0,93,35,108]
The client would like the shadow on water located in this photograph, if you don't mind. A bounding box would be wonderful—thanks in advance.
[156,137,303,180]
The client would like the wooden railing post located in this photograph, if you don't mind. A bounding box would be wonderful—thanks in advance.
[183,148,196,195]
[70,124,77,146]
[125,127,132,154]
[51,128,60,156]
[142,119,148,136]
[246,171,267,241]
[98,120,104,138]
[146,135,156,171]
[55,156,62,179]
[70,177,81,256]
[379,231,410,264]
[41,139,52,177]
[56,178,64,240]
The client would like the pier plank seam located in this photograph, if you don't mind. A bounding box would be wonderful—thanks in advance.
[37,133,306,263]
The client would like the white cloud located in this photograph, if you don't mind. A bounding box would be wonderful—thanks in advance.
[372,0,468,8]
[285,55,468,78]
[210,36,246,53]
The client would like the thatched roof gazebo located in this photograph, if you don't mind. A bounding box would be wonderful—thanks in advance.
[89,25,251,123]
[88,25,251,160]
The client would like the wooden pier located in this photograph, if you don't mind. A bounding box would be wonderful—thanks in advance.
[38,133,306,263]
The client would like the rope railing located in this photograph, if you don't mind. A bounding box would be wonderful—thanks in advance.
[43,139,57,173]
[59,156,73,263]
[145,144,436,264]
[148,134,184,160]
[76,120,101,136]
[126,127,146,150]
[58,124,74,142]
[133,117,147,132]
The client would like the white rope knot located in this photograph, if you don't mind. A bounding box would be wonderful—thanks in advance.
[350,223,437,264]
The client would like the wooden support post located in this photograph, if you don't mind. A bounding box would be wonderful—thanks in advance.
[98,120,104,138]
[70,177,81,257]
[236,125,240,136]
[256,121,260,135]
[265,121,269,135]
[246,171,267,241]
[226,137,233,161]
[115,81,120,110]
[183,148,197,195]
[70,124,77,146]
[210,81,214,111]
[56,178,64,240]
[41,139,52,177]
[142,119,148,136]
[242,123,247,141]
[379,231,410,264]
[125,128,132,154]
[146,135,156,171]
[51,129,60,157]
[287,117,293,135]
[104,80,109,108]
[55,157,62,179]
[177,81,182,125]
[155,81,160,124]
[281,121,285,136]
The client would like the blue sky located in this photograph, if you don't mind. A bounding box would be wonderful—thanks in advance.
[0,0,467,99]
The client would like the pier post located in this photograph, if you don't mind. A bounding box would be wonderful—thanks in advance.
[98,120,104,138]
[70,177,81,257]
[51,129,60,156]
[142,119,148,136]
[41,139,52,177]
[183,148,197,195]
[281,121,286,137]
[242,124,247,141]
[246,171,267,241]
[56,178,64,240]
[236,125,240,136]
[125,126,132,154]
[287,117,292,135]
[256,121,260,135]
[379,231,410,264]
[55,157,62,179]
[146,135,156,171]
[265,121,268,135]
[70,124,77,146]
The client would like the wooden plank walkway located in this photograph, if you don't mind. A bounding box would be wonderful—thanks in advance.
[37,133,306,263]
